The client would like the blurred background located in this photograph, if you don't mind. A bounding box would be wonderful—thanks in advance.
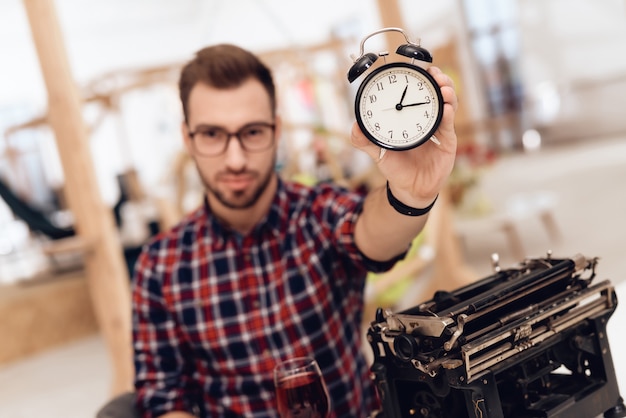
[1,1,625,417]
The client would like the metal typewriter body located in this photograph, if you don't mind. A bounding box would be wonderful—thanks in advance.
[368,253,626,418]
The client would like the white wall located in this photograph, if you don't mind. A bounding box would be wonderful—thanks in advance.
[519,0,626,141]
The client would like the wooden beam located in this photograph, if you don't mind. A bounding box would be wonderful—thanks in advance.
[375,0,407,51]
[22,0,133,395]
[376,0,405,27]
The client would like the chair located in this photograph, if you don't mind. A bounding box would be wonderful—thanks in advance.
[96,392,139,418]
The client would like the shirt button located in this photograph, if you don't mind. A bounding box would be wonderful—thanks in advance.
[252,300,261,309]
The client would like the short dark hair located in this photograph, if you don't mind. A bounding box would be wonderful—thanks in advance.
[178,44,276,123]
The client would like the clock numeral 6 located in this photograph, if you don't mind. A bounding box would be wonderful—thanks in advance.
[402,130,409,139]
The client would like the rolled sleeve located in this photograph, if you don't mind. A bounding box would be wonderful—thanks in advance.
[336,199,407,272]
[314,184,406,273]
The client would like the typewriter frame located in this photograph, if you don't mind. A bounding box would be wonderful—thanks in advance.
[368,254,625,418]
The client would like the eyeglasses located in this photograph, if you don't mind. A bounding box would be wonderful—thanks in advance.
[188,122,276,157]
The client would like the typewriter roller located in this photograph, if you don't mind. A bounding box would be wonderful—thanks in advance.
[368,253,626,418]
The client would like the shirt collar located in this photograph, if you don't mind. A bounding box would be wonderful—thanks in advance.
[201,178,289,247]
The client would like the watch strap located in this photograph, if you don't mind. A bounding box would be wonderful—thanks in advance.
[386,181,438,216]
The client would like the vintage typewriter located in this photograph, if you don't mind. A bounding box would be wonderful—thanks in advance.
[368,253,625,418]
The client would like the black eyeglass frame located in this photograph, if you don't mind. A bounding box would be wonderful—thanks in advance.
[187,122,276,156]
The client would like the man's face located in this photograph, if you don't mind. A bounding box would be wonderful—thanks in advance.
[182,79,279,210]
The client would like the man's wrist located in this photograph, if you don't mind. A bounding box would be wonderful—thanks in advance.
[386,181,438,216]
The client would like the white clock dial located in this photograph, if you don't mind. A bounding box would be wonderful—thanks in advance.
[355,62,443,150]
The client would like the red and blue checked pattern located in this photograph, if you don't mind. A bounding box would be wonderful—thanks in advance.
[132,180,400,417]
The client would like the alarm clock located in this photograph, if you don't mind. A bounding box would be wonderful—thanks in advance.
[348,27,444,151]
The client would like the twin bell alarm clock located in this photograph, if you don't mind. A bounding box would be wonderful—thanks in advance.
[347,27,443,151]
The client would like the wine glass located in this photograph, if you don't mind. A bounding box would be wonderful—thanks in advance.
[274,356,331,418]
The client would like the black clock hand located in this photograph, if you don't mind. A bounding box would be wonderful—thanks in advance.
[394,85,410,111]
[384,99,431,111]
[401,100,431,108]
[398,85,408,105]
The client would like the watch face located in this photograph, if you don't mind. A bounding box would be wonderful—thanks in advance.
[354,62,444,150]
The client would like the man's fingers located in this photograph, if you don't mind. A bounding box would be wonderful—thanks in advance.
[351,122,381,162]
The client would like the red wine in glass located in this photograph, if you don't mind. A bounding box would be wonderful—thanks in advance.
[274,357,331,418]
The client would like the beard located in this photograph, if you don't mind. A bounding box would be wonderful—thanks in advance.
[199,154,276,210]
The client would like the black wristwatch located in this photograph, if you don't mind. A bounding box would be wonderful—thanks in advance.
[386,181,438,216]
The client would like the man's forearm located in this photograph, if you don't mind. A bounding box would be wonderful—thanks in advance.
[354,184,431,261]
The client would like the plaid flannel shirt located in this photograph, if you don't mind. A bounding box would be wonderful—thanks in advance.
[132,179,401,417]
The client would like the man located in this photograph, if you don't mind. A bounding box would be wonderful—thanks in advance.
[132,43,457,417]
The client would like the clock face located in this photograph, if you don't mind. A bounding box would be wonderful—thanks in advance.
[354,62,444,150]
